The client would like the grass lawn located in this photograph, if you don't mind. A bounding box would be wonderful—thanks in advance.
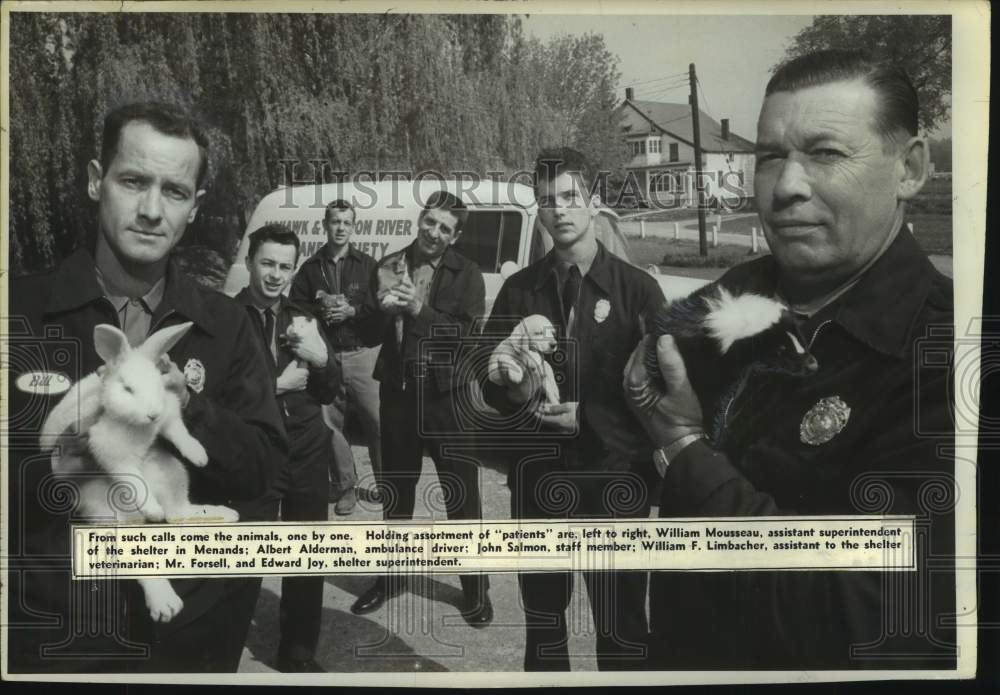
[906,214,952,254]
[662,214,953,255]
[630,237,764,270]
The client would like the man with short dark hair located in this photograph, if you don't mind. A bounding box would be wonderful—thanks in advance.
[483,148,665,670]
[8,101,286,673]
[625,49,956,669]
[290,199,381,516]
[350,190,492,626]
[236,224,339,672]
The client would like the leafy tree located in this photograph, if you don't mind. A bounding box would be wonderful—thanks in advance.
[8,12,626,279]
[779,15,951,132]
[928,137,952,172]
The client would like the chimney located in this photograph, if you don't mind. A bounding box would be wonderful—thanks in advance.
[625,87,634,101]
[721,118,730,140]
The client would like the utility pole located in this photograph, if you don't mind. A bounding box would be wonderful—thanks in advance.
[689,63,708,256]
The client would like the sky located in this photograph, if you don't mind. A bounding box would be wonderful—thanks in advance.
[522,14,816,141]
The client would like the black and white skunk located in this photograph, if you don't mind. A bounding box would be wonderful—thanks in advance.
[644,283,819,443]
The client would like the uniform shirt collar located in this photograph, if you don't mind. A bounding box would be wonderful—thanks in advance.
[534,240,613,295]
[829,228,937,358]
[95,265,166,315]
[235,287,283,313]
[406,243,462,271]
[324,242,352,263]
[44,246,217,336]
[746,228,936,359]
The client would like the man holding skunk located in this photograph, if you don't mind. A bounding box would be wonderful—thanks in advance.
[483,148,665,670]
[626,49,955,669]
[8,102,287,672]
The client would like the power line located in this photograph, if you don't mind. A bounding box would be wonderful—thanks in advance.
[639,76,688,90]
[695,75,715,121]
[625,71,688,87]
[638,83,689,101]
[623,71,688,88]
[637,76,689,92]
[635,75,688,89]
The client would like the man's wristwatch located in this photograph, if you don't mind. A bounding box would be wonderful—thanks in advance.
[653,432,706,477]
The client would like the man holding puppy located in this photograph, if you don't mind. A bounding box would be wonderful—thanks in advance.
[482,148,664,670]
[350,190,493,626]
[235,224,340,672]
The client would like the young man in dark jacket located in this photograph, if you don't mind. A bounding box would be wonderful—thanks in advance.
[483,149,665,670]
[290,200,381,515]
[235,224,340,672]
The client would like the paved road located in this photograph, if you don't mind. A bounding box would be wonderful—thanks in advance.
[239,446,604,673]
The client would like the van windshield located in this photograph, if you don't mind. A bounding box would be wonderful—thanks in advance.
[452,209,524,274]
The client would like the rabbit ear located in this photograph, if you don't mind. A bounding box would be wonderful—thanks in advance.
[94,324,130,365]
[137,321,194,360]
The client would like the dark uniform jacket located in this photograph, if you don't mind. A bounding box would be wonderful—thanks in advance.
[233,290,340,432]
[370,243,485,394]
[289,243,379,350]
[651,229,956,669]
[7,248,287,668]
[482,241,665,475]
[234,291,340,505]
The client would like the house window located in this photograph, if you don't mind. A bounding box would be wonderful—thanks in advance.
[669,143,679,161]
[649,172,675,193]
[649,139,661,154]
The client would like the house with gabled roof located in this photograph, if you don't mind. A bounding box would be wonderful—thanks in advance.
[619,88,756,209]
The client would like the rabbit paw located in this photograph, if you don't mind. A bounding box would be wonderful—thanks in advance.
[177,437,209,467]
[145,582,184,623]
[204,505,239,523]
[140,500,166,523]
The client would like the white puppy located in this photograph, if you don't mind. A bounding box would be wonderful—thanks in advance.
[488,314,560,405]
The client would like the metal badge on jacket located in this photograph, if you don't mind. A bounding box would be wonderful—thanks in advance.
[799,395,851,445]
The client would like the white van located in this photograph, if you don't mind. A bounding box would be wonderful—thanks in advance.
[222,179,707,306]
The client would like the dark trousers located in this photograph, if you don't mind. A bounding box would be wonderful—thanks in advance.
[8,567,263,674]
[278,422,332,661]
[378,381,489,599]
[130,577,263,672]
[510,457,652,671]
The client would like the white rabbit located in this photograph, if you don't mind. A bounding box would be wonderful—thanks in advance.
[40,321,238,623]
[488,314,561,405]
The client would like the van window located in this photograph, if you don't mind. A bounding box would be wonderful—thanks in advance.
[453,210,524,274]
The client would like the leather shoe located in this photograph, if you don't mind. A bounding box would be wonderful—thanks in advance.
[334,488,357,515]
[350,580,399,615]
[461,593,493,628]
[276,655,325,672]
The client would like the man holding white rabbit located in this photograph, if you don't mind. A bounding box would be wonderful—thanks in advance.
[8,101,287,673]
